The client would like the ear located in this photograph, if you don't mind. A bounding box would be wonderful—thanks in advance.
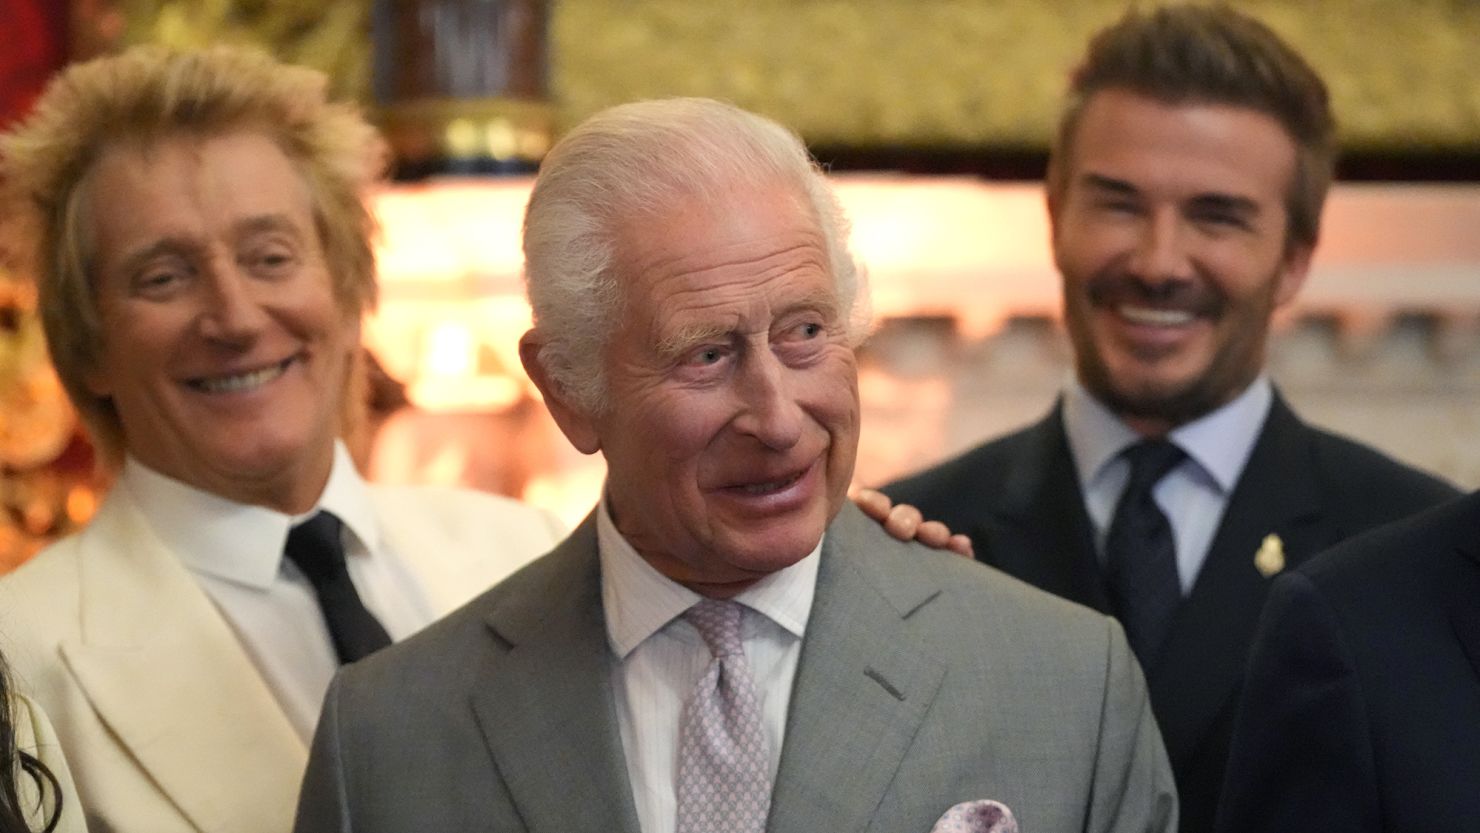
[1273,242,1314,307]
[83,363,112,397]
[519,329,602,455]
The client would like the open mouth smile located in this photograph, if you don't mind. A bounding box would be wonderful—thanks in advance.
[187,357,294,394]
[731,467,809,496]
[1117,305,1198,327]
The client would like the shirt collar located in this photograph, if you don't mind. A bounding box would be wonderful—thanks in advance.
[596,493,819,659]
[1064,375,1273,495]
[119,441,381,590]
[1168,376,1272,493]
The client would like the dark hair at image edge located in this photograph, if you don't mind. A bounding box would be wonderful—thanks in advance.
[0,657,61,833]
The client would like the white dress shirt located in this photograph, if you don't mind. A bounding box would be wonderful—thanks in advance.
[1063,375,1272,594]
[119,441,438,739]
[597,498,819,833]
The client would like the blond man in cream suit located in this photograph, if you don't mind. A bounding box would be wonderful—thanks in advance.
[0,478,558,833]
[0,46,562,833]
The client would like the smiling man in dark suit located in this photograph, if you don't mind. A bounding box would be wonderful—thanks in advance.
[883,7,1457,832]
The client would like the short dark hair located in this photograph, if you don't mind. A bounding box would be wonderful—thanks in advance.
[1047,4,1336,250]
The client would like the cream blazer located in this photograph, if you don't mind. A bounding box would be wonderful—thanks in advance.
[0,482,564,833]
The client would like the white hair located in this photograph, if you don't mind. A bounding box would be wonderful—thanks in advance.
[521,97,865,414]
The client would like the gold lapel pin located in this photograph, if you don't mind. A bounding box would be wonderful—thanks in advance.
[1254,533,1285,578]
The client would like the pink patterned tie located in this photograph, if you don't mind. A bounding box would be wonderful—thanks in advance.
[929,800,1019,833]
[675,599,772,833]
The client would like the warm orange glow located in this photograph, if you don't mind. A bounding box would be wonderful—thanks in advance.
[65,484,98,525]
[522,461,609,530]
[362,177,1480,521]
[833,177,1059,339]
[372,179,532,289]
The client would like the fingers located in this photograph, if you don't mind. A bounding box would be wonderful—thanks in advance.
[883,504,924,541]
[911,523,974,558]
[853,488,974,558]
[852,488,894,522]
[914,520,951,548]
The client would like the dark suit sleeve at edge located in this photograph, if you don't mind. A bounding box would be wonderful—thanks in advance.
[295,673,353,833]
[1089,617,1179,833]
[1215,572,1380,833]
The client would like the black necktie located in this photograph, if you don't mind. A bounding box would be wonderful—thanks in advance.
[1104,439,1186,672]
[284,511,392,664]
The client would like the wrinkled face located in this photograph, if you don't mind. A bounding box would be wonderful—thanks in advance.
[546,183,860,597]
[83,131,359,512]
[1051,89,1312,434]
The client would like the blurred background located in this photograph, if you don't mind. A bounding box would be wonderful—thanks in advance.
[2,0,1478,568]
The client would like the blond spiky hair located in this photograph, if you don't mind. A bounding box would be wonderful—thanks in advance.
[0,44,385,464]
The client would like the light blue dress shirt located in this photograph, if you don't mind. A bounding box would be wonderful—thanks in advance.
[1063,376,1273,594]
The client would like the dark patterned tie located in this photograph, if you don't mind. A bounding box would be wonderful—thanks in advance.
[1104,439,1187,671]
[283,511,392,664]
[675,599,771,833]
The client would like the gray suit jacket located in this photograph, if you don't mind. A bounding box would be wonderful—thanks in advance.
[294,503,1177,833]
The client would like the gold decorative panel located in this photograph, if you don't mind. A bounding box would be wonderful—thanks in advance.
[118,0,372,99]
[117,0,1480,150]
[552,0,1480,150]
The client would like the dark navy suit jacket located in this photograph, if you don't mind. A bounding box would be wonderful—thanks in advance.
[1218,490,1480,832]
[884,391,1458,833]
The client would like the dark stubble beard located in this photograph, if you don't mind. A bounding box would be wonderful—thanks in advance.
[1069,271,1279,429]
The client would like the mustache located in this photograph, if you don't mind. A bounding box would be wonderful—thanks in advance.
[1086,274,1224,318]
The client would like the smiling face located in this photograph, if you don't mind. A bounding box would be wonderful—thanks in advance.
[82,130,359,512]
[1050,89,1313,435]
[529,182,860,597]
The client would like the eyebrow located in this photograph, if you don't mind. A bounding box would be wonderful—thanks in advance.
[232,213,305,242]
[653,288,843,359]
[1187,192,1260,219]
[1081,173,1260,217]
[113,236,204,281]
[111,214,306,279]
[785,288,844,324]
[1080,173,1141,197]
[656,321,734,359]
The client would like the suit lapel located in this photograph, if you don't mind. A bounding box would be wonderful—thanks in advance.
[470,515,642,833]
[372,488,477,615]
[60,490,304,833]
[1149,395,1325,765]
[1448,493,1480,686]
[983,406,1108,611]
[767,504,947,833]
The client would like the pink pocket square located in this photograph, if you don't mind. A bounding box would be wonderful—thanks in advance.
[929,800,1018,833]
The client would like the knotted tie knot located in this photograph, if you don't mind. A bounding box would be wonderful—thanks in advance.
[683,599,747,660]
[283,510,391,664]
[1120,438,1186,495]
[284,511,347,582]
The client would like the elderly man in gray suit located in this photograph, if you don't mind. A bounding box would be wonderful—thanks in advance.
[293,97,1177,833]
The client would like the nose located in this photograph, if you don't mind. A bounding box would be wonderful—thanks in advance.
[197,263,270,344]
[731,349,805,451]
[1126,209,1192,285]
